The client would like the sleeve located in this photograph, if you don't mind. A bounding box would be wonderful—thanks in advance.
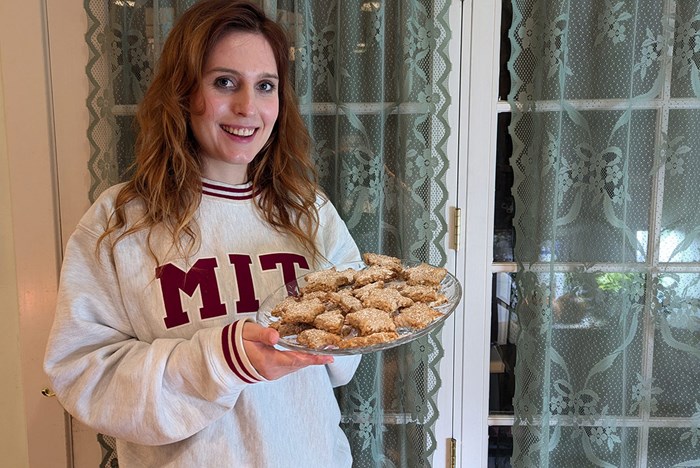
[326,355,362,387]
[43,221,258,446]
[315,196,363,384]
[316,196,362,267]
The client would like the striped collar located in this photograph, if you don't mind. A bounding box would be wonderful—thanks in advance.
[201,179,259,201]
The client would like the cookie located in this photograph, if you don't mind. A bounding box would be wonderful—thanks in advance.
[269,321,312,337]
[270,296,299,317]
[338,331,400,348]
[345,308,397,335]
[301,267,354,294]
[398,284,447,305]
[302,290,329,302]
[313,309,346,334]
[327,290,363,313]
[351,280,385,300]
[393,302,443,329]
[362,253,403,272]
[402,263,447,286]
[278,297,325,324]
[361,287,414,313]
[354,265,397,287]
[296,329,341,349]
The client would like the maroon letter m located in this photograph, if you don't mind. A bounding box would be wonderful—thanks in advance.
[156,258,227,328]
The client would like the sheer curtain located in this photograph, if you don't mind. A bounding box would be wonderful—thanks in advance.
[83,1,452,467]
[507,0,700,466]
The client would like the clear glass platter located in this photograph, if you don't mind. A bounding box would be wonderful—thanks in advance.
[256,261,462,355]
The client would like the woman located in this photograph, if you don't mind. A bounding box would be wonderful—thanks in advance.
[43,1,361,466]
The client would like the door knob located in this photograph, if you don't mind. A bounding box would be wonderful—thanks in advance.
[41,387,56,397]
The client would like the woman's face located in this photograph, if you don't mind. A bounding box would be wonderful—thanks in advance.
[190,31,280,185]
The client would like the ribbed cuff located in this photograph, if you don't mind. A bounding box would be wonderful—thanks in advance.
[221,318,268,383]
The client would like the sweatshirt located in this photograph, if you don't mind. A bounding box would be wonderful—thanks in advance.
[44,179,362,468]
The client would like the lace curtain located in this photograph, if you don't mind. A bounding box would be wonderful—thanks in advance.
[84,1,452,467]
[508,0,700,467]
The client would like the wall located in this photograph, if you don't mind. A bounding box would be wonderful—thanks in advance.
[0,0,69,466]
[0,49,31,468]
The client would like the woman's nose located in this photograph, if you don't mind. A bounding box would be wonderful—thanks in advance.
[232,87,256,116]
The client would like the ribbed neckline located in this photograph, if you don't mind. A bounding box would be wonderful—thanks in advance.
[201,178,259,201]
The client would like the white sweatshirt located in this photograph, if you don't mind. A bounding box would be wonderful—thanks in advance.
[44,179,362,468]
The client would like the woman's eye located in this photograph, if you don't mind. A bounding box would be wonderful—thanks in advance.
[258,81,276,93]
[214,77,235,89]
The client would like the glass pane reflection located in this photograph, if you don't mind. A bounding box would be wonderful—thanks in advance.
[489,272,517,416]
[494,113,514,263]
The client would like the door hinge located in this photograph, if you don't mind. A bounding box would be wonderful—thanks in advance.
[451,207,462,251]
[448,437,457,468]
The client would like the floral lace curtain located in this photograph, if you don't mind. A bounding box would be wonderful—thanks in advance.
[84,1,452,467]
[507,0,700,467]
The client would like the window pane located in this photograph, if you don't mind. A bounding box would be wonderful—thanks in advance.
[488,426,513,468]
[659,110,700,263]
[490,272,517,415]
[494,113,515,263]
[509,109,655,263]
[498,0,512,101]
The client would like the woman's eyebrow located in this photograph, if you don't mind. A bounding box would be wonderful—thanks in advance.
[207,67,279,80]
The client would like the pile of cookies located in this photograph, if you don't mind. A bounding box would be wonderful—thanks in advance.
[268,253,450,350]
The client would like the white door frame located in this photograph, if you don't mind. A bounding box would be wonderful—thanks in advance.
[438,0,503,466]
[46,0,105,465]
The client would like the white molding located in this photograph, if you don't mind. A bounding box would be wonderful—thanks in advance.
[436,0,503,466]
[453,0,503,466]
[46,0,104,465]
[433,0,467,465]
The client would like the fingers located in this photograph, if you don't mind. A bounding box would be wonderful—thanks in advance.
[259,351,333,380]
[282,351,334,367]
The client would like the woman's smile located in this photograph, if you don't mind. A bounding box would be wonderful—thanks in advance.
[221,125,256,137]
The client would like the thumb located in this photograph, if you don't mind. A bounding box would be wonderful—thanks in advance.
[241,320,279,346]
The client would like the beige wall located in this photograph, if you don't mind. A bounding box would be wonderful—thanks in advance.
[0,51,30,468]
[0,0,70,466]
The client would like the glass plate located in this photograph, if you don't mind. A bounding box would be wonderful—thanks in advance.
[256,261,462,355]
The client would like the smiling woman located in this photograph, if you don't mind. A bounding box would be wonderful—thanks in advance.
[43,2,364,467]
[80,0,458,466]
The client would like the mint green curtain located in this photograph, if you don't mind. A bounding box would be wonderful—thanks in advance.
[508,1,700,467]
[285,3,450,465]
[84,1,452,467]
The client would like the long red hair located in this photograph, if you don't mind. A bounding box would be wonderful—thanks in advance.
[99,0,320,262]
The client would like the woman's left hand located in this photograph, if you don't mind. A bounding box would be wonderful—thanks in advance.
[240,320,334,380]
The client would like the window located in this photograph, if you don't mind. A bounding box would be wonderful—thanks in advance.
[486,1,700,466]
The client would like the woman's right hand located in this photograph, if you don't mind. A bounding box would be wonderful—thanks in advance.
[240,320,334,381]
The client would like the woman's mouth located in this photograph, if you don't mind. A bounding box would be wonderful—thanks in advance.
[221,125,255,137]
